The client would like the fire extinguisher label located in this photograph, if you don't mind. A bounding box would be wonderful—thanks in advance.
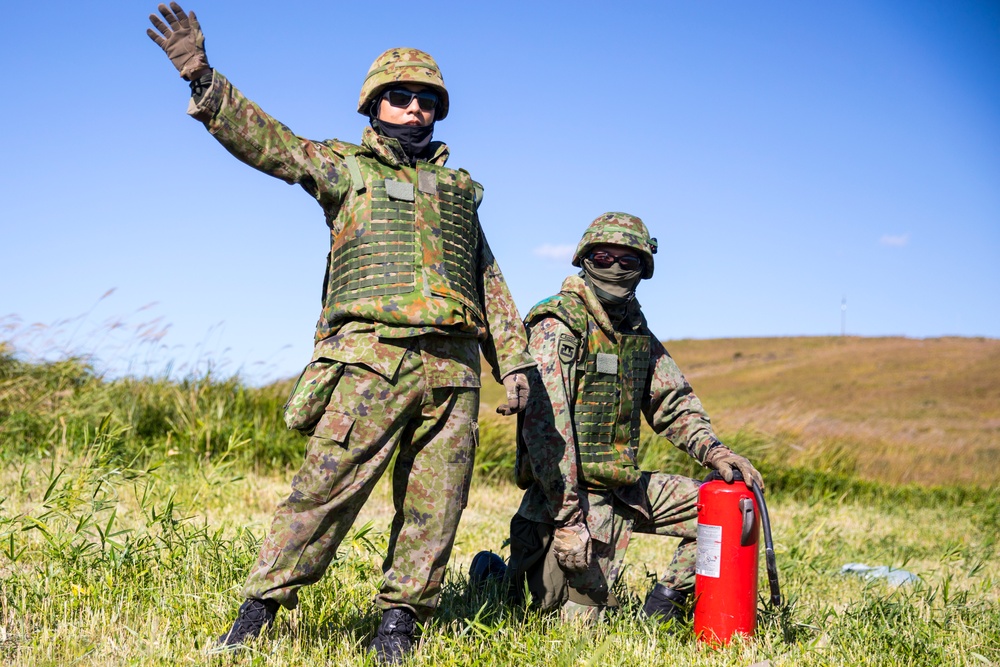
[696,524,723,578]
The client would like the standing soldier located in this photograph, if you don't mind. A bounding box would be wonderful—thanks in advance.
[146,3,533,662]
[471,212,763,623]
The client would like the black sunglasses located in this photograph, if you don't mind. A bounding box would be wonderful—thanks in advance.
[587,250,644,271]
[383,88,439,112]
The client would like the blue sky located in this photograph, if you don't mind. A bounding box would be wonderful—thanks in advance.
[1,1,998,384]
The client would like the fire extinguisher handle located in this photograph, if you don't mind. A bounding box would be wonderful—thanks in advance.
[739,498,755,546]
[751,484,783,608]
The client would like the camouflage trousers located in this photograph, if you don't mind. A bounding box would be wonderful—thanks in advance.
[507,472,699,612]
[243,341,479,621]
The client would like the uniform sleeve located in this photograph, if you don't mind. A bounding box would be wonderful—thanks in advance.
[643,336,722,464]
[477,227,535,382]
[519,317,583,525]
[187,70,350,215]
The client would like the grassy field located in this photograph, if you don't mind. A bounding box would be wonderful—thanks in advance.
[660,336,1000,487]
[1,338,998,665]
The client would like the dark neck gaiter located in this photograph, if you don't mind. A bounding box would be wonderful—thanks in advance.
[372,118,435,165]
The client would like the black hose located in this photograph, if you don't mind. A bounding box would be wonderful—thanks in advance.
[751,483,782,607]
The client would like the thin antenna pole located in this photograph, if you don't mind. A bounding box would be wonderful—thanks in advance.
[841,297,847,336]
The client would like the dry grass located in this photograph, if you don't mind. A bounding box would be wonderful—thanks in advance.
[631,336,1000,487]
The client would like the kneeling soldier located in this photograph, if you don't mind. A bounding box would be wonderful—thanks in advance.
[473,212,763,622]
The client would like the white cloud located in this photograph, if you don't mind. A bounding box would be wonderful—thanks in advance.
[533,244,576,262]
[880,233,910,247]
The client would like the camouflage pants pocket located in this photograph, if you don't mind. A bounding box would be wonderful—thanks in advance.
[460,420,478,509]
[290,409,357,504]
[283,357,345,433]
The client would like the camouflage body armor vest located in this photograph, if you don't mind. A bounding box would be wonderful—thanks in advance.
[315,141,485,339]
[524,292,650,489]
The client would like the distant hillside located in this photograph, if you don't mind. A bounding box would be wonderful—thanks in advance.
[483,336,1000,487]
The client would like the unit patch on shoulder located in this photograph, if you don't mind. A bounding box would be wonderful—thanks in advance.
[557,334,578,365]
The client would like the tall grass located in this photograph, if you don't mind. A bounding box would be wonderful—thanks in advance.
[1,344,998,665]
[0,345,302,468]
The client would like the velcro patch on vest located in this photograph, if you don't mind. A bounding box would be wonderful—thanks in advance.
[417,170,437,196]
[596,353,618,375]
[558,334,577,364]
[384,178,415,202]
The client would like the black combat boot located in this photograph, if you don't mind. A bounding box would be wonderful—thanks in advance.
[216,598,280,647]
[642,584,689,625]
[468,551,507,592]
[368,607,418,664]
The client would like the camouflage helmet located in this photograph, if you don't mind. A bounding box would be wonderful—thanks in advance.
[572,212,658,279]
[357,47,449,120]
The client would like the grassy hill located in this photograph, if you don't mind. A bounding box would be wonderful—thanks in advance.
[1,337,998,665]
[481,335,1000,488]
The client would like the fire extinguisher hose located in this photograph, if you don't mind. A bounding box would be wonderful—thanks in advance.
[751,483,782,607]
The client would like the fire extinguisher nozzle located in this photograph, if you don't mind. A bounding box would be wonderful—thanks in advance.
[765,547,782,607]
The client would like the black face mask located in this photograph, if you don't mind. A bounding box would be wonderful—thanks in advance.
[371,117,435,164]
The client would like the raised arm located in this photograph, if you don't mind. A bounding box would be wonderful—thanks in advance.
[147,3,349,214]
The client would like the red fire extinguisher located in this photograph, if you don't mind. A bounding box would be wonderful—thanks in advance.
[693,470,781,644]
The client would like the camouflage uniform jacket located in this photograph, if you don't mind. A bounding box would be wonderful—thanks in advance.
[516,275,720,543]
[187,71,533,384]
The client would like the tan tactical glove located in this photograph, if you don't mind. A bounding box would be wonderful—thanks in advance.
[147,2,210,80]
[704,444,765,490]
[552,521,591,574]
[496,372,529,416]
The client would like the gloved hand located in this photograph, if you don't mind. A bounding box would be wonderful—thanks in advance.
[496,372,528,416]
[552,521,591,574]
[704,444,765,490]
[147,2,210,80]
